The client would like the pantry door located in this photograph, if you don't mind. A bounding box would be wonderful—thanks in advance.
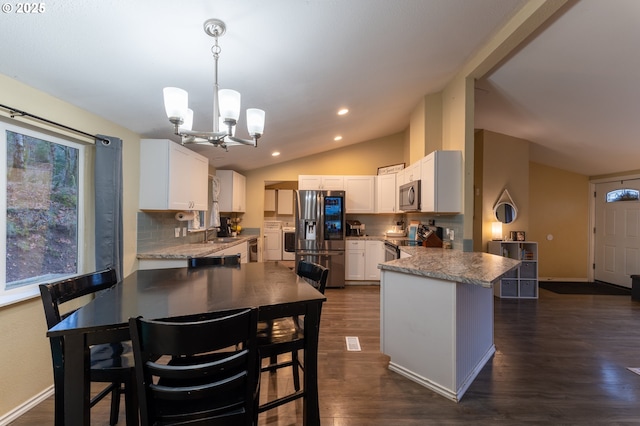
[594,180,640,287]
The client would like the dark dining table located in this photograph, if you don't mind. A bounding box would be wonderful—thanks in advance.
[46,261,326,426]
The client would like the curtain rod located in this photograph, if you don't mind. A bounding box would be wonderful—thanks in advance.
[0,103,110,144]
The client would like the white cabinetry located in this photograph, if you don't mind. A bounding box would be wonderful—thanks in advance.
[277,189,294,215]
[345,240,366,280]
[298,175,344,190]
[404,161,421,182]
[420,150,461,213]
[375,174,397,213]
[216,170,246,213]
[209,241,248,263]
[139,139,209,211]
[346,239,385,281]
[488,241,538,299]
[344,176,375,213]
[365,240,384,280]
[263,225,282,261]
[264,189,276,211]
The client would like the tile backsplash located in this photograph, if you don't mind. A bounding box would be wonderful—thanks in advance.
[137,212,205,252]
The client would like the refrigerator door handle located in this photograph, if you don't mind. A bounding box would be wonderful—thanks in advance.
[318,192,324,248]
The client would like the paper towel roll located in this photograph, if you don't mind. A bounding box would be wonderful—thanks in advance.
[175,211,195,221]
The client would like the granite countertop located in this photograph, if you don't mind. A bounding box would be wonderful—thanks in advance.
[379,247,520,288]
[137,235,258,260]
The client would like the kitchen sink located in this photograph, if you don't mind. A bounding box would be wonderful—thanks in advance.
[208,237,241,243]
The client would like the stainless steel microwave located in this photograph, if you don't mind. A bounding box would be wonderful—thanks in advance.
[399,180,421,211]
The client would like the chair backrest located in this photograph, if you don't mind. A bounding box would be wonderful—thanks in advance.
[129,308,259,426]
[39,268,118,329]
[296,260,329,294]
[39,268,119,424]
[188,254,241,268]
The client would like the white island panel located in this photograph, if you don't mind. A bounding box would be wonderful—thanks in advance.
[381,269,495,402]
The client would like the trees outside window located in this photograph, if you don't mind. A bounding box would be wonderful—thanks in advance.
[1,123,84,295]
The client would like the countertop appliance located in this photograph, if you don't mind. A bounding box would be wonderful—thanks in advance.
[399,180,421,211]
[217,216,232,237]
[295,190,346,288]
[346,220,364,236]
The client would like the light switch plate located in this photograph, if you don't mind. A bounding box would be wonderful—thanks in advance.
[174,227,180,238]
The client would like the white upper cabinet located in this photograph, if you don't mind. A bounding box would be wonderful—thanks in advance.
[217,170,246,213]
[298,175,344,190]
[264,189,276,211]
[405,161,421,182]
[375,174,397,213]
[420,150,462,213]
[344,176,375,213]
[277,189,294,215]
[139,139,209,211]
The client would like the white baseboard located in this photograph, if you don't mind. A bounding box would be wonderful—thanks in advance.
[539,277,588,282]
[0,386,54,426]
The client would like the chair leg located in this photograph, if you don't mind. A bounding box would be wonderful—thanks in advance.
[269,355,277,370]
[109,384,121,425]
[124,375,139,426]
[291,350,300,391]
[53,386,65,426]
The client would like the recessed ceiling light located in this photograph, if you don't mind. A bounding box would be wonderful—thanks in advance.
[334,136,343,141]
[271,151,280,157]
[337,108,349,116]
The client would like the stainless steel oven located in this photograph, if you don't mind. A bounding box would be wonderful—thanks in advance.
[384,241,400,261]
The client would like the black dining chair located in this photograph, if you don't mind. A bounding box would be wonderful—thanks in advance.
[39,268,137,426]
[129,308,260,426]
[257,260,329,413]
[187,253,241,268]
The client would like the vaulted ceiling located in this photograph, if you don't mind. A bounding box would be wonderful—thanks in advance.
[0,0,636,176]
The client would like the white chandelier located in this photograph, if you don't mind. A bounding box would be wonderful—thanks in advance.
[163,19,266,150]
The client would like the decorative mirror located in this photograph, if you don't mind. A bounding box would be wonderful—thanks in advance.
[493,189,517,224]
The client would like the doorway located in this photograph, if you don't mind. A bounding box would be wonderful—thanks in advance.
[594,179,640,287]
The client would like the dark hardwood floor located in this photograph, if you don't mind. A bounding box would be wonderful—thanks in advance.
[11,285,640,425]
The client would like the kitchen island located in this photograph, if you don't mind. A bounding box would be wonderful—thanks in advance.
[379,247,519,402]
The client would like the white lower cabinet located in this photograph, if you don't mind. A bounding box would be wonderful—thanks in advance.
[209,241,248,263]
[263,229,282,261]
[346,239,385,281]
[365,240,384,280]
[346,240,365,280]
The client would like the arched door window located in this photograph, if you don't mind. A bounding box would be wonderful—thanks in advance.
[606,189,640,203]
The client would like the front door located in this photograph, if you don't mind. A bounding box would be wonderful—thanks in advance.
[594,180,640,287]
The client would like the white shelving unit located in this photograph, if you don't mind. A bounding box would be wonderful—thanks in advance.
[488,241,538,299]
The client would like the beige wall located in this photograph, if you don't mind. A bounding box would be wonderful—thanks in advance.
[479,130,530,248]
[530,162,589,280]
[243,132,407,230]
[477,129,590,280]
[0,74,141,418]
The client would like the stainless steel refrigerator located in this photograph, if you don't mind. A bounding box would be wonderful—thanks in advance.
[294,190,346,288]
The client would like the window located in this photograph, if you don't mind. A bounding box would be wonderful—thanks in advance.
[606,189,640,203]
[1,122,85,303]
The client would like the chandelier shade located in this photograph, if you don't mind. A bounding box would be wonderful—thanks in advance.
[162,18,266,150]
[247,108,266,137]
[163,87,188,123]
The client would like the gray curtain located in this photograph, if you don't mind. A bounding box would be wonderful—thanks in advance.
[95,135,123,281]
